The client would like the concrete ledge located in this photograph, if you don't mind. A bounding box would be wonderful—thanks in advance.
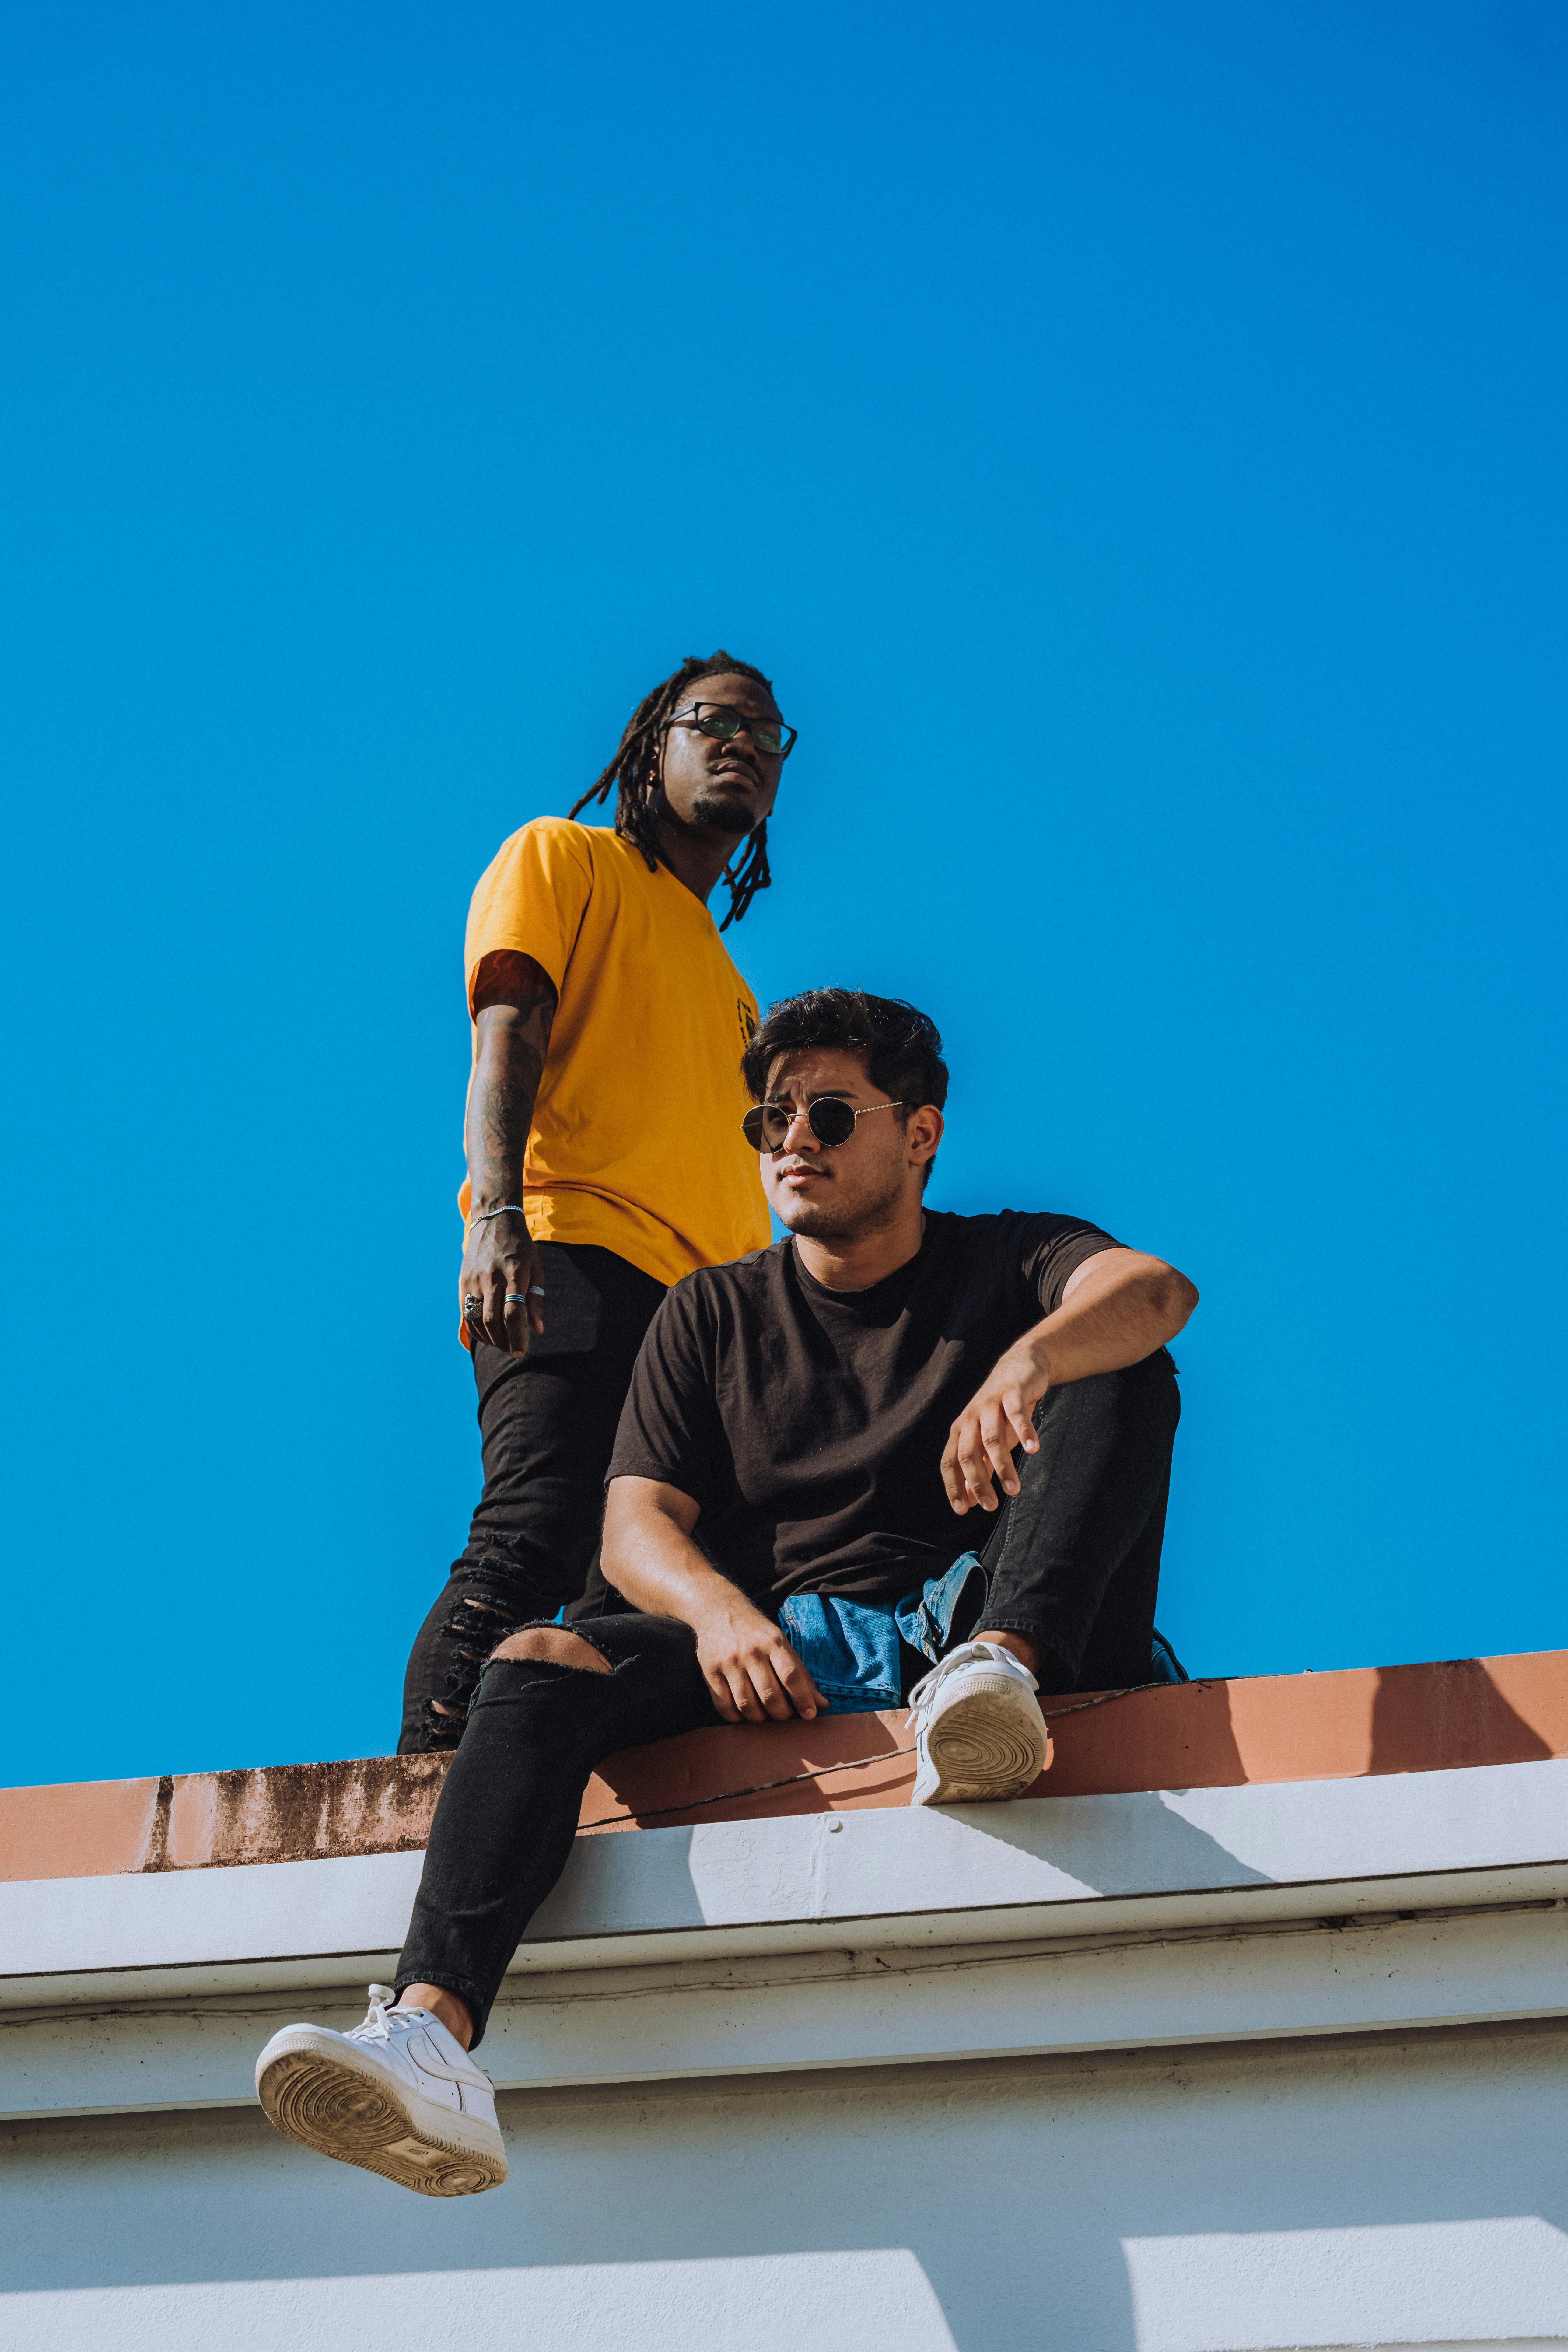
[5,1757,1566,2012]
[7,1662,1568,2144]
[3,1649,1566,1881]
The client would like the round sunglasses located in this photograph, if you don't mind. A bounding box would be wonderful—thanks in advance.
[741,1096,907,1153]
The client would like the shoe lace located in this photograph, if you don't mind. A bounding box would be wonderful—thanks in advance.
[906,1640,1032,1720]
[354,1984,400,2046]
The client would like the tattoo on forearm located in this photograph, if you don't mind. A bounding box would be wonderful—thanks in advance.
[465,950,559,1209]
[476,1038,545,1167]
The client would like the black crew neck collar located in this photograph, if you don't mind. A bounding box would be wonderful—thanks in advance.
[787,1215,942,1307]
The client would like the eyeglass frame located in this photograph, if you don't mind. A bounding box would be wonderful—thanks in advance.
[664,701,798,760]
[741,1095,909,1153]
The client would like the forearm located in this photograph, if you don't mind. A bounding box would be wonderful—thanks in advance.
[460,952,558,1352]
[1034,1253,1197,1385]
[464,1021,543,1209]
[603,1479,824,1724]
[601,1494,738,1628]
[944,1250,1196,1512]
[463,948,557,1208]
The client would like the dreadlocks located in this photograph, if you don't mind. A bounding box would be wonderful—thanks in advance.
[567,651,776,931]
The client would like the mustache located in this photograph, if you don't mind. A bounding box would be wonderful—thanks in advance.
[709,749,762,787]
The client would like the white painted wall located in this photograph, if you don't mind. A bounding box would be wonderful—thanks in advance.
[9,1759,1568,2004]
[6,1766,1568,2349]
[5,2024,1568,2351]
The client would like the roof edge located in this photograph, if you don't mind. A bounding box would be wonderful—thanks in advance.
[4,1649,1565,1884]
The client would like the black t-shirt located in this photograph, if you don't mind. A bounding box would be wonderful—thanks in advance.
[606,1208,1118,1609]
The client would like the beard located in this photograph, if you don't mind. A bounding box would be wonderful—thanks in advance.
[686,783,758,834]
[776,1160,907,1245]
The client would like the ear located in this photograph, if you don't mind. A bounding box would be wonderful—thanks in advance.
[906,1105,944,1167]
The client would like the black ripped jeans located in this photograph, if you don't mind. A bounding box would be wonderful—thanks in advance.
[398,1243,666,1754]
[395,1350,1180,2044]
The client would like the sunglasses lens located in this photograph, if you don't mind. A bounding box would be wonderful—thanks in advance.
[745,1101,861,1151]
[697,708,743,742]
[743,1105,794,1151]
[750,723,785,754]
[808,1099,857,1146]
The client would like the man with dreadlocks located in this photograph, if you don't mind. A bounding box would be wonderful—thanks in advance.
[397,653,793,1755]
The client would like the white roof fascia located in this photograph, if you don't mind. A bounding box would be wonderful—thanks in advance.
[1,1758,1565,2015]
[3,1901,1566,2126]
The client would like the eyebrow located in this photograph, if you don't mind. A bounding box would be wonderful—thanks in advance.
[768,1086,866,1104]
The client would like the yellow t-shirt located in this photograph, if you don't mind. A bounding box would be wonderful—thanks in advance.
[459,817,770,1297]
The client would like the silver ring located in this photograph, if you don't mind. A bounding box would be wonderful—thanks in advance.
[463,1296,482,1319]
[504,1293,530,1305]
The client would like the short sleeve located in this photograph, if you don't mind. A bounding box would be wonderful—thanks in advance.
[607,1281,730,1513]
[1015,1211,1122,1317]
[464,818,595,1010]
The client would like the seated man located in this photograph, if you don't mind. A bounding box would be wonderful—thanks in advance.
[256,990,1198,2198]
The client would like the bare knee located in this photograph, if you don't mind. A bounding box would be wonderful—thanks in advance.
[488,1626,612,1674]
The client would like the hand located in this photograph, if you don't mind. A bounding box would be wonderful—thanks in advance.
[692,1594,827,1724]
[941,1335,1052,1514]
[459,1215,545,1357]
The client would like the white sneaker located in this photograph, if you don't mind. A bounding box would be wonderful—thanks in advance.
[256,1986,507,2196]
[908,1641,1052,1805]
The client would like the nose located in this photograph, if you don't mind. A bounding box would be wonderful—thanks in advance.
[775,1105,819,1153]
[720,724,764,767]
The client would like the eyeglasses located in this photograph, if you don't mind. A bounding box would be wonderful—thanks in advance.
[741,1096,907,1152]
[666,702,798,759]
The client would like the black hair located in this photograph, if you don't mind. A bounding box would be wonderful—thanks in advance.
[567,650,777,930]
[741,988,949,1187]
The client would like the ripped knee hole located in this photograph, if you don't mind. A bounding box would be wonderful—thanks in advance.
[488,1627,613,1674]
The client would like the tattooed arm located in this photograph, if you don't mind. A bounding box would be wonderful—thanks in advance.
[458,949,558,1357]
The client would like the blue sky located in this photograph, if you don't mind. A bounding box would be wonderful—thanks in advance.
[2,1,1564,1788]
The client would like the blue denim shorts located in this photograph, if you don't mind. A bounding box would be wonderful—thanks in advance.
[777,1553,989,1713]
[778,1556,1188,1710]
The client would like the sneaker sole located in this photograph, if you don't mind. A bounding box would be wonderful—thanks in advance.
[257,2032,507,2197]
[915,1680,1052,1804]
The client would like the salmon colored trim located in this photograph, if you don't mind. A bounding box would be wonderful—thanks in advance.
[2,1651,1565,1884]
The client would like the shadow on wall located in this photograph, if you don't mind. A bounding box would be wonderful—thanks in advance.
[529,1775,1277,1953]
[6,2021,1568,2350]
[1044,1672,1251,1800]
[954,1782,1275,1892]
[1368,1658,1555,1776]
